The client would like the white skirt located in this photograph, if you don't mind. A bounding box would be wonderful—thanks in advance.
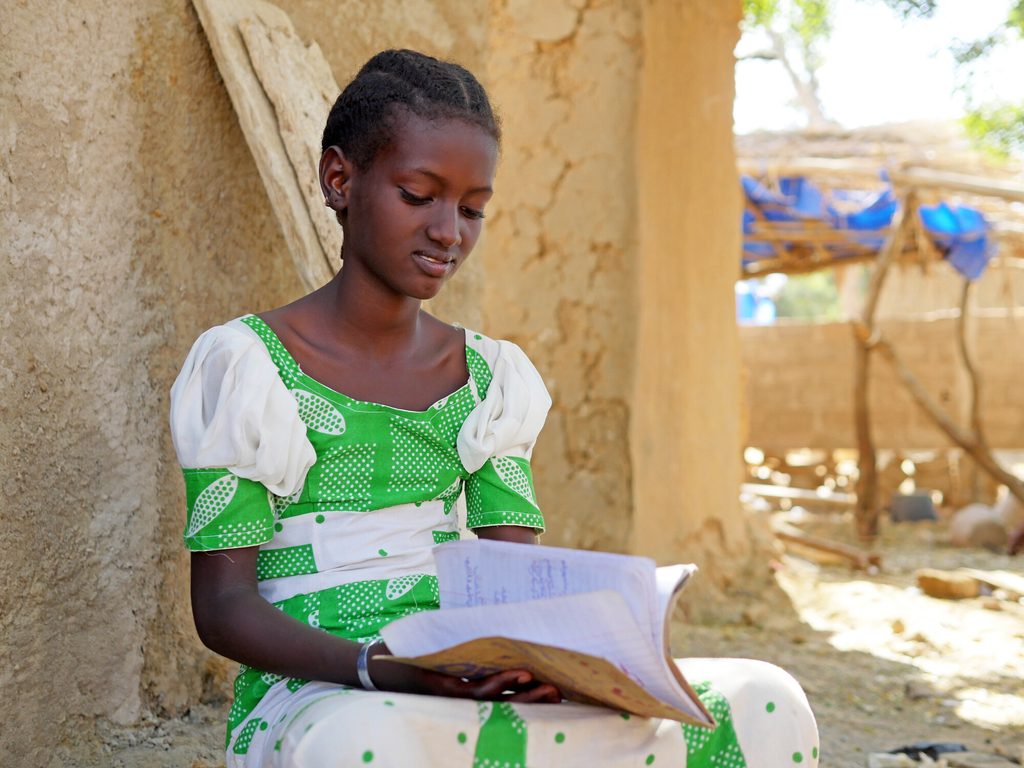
[226,658,819,768]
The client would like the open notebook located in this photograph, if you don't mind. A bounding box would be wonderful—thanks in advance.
[378,539,714,727]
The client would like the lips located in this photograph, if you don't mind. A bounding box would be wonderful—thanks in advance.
[412,250,456,278]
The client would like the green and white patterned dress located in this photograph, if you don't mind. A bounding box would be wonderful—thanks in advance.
[170,315,819,768]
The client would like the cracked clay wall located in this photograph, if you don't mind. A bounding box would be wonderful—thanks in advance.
[1,2,489,762]
[2,2,305,762]
[482,0,642,552]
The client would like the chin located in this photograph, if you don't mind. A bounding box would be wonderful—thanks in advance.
[407,280,447,302]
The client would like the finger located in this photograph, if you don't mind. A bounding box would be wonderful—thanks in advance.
[507,684,562,704]
[470,669,533,699]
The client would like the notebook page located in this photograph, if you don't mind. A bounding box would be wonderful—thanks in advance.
[655,564,698,629]
[380,590,687,708]
[434,539,658,643]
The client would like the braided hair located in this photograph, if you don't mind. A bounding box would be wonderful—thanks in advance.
[322,49,501,170]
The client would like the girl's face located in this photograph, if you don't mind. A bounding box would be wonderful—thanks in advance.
[324,113,498,301]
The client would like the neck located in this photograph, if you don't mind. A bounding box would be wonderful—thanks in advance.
[318,261,425,355]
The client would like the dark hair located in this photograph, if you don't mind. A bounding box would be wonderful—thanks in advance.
[321,49,501,170]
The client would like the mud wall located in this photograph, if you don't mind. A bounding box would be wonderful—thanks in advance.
[743,315,1024,451]
[481,0,642,552]
[1,0,746,761]
[631,0,763,618]
[743,263,1024,452]
[1,2,307,763]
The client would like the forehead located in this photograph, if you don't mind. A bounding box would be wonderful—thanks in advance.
[374,113,498,187]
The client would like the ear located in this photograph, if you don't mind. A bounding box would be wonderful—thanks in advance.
[319,146,353,213]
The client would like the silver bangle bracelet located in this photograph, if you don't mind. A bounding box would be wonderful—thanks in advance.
[357,638,385,691]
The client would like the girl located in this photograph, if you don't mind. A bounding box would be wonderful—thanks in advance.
[170,49,819,767]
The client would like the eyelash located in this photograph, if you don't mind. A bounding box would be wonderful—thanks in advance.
[399,188,485,220]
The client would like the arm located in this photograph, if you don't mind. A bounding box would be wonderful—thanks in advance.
[474,525,538,545]
[191,547,559,702]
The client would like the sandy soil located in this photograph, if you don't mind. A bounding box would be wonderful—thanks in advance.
[78,515,1022,768]
[677,514,1024,768]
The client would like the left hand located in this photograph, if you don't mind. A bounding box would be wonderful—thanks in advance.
[369,646,561,703]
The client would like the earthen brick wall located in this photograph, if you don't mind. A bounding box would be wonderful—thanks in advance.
[742,309,1024,452]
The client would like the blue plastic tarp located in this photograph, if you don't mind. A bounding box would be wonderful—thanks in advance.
[918,202,994,280]
[741,174,996,280]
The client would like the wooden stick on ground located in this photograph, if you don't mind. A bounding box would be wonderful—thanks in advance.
[774,528,882,571]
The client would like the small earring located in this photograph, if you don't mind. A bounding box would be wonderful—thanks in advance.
[324,198,332,208]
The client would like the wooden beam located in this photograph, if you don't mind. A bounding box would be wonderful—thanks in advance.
[191,0,340,292]
[893,167,1024,204]
[738,159,1024,203]
[738,158,885,181]
[742,251,877,277]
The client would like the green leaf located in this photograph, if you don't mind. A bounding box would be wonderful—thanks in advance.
[792,0,832,50]
[744,0,781,27]
[963,104,1024,158]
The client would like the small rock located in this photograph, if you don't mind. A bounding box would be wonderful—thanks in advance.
[949,504,1007,550]
[892,618,906,634]
[916,569,981,600]
[905,680,937,700]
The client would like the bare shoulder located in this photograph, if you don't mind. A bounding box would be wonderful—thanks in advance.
[419,311,467,361]
[257,288,331,345]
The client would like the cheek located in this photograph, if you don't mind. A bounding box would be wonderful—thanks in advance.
[460,221,484,252]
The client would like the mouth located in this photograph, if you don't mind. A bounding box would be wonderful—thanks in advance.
[412,250,456,278]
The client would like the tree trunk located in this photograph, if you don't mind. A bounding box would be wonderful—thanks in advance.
[852,193,912,539]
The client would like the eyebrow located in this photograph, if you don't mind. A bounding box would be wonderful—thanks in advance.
[412,167,493,195]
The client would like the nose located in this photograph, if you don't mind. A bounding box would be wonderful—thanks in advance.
[427,203,461,249]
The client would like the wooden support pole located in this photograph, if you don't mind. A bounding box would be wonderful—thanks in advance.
[956,279,986,501]
[851,192,912,540]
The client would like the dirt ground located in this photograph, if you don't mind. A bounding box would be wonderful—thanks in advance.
[678,513,1024,768]
[65,514,1023,768]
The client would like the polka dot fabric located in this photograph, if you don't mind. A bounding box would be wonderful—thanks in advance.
[311,443,376,512]
[292,390,346,435]
[682,682,747,767]
[387,418,450,496]
[172,316,817,767]
[232,657,818,768]
[181,469,274,551]
[465,456,544,531]
[256,545,317,581]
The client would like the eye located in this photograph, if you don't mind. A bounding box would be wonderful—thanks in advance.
[461,206,486,221]
[399,187,431,205]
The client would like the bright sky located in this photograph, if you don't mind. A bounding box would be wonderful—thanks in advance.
[734,0,1024,133]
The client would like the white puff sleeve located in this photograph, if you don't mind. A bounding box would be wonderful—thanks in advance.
[170,319,315,498]
[458,333,551,530]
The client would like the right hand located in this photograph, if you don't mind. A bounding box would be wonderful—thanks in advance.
[369,647,561,703]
